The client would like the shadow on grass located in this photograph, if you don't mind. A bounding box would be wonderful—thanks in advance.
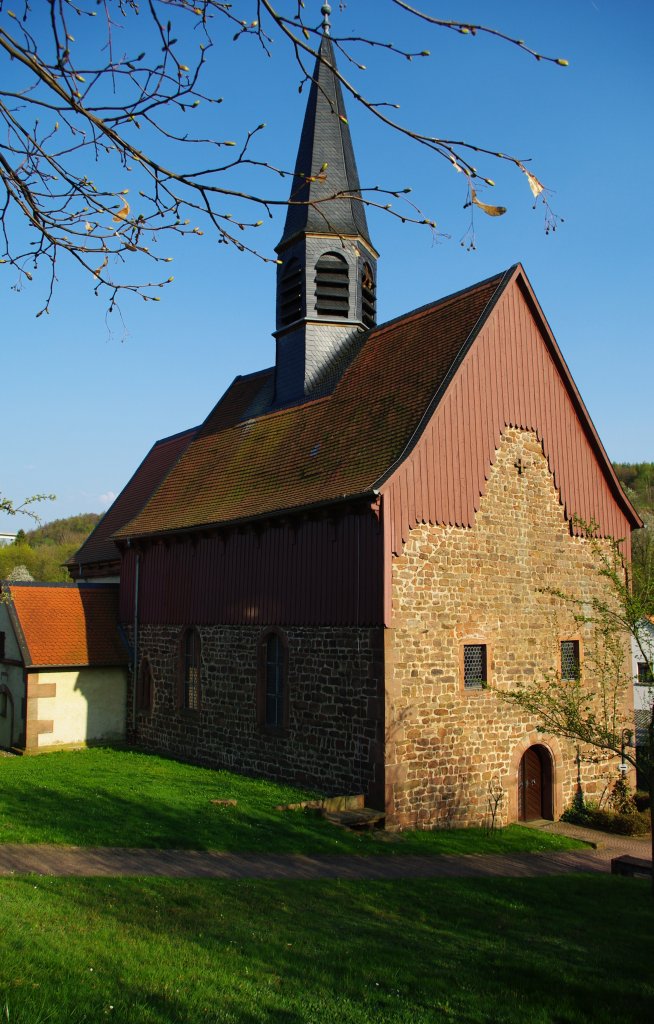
[0,875,652,1024]
[0,748,586,855]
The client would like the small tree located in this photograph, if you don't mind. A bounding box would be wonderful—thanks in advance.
[497,525,654,888]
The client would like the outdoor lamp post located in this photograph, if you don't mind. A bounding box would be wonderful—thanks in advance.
[619,728,633,775]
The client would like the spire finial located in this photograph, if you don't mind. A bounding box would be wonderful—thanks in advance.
[321,3,331,35]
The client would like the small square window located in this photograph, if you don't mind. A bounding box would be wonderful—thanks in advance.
[464,644,487,689]
[561,640,580,681]
[637,661,654,684]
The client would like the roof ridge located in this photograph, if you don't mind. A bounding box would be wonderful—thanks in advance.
[370,266,515,339]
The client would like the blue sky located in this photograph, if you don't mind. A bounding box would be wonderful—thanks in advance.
[1,0,652,532]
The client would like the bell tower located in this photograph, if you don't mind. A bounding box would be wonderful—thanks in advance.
[274,2,379,405]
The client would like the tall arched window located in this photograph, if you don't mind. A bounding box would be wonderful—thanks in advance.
[279,258,303,326]
[315,252,349,318]
[257,629,288,731]
[180,627,201,711]
[361,262,376,329]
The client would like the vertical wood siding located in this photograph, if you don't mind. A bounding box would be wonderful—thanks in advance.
[381,277,633,587]
[120,510,382,627]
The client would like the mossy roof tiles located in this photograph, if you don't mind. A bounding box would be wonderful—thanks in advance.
[70,427,197,569]
[115,270,508,539]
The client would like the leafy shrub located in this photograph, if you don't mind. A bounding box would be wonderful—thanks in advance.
[562,777,650,834]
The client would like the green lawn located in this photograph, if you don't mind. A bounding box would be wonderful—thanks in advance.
[0,875,652,1023]
[0,748,583,854]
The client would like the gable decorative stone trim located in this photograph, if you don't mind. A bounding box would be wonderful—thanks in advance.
[385,428,628,829]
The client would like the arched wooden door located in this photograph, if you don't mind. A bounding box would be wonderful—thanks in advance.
[518,744,553,821]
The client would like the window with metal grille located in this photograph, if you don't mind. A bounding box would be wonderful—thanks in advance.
[560,640,580,681]
[182,628,201,711]
[361,262,376,329]
[464,644,487,689]
[637,661,654,684]
[315,252,349,318]
[265,632,285,728]
[279,258,303,326]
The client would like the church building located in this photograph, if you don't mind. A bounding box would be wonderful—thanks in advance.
[68,6,640,828]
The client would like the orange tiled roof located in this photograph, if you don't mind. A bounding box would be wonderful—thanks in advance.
[6,583,128,668]
[116,270,508,539]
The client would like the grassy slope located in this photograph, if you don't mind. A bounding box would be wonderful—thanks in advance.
[0,748,584,854]
[0,875,652,1024]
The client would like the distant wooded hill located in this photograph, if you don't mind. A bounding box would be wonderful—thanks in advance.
[613,463,653,616]
[613,463,654,517]
[1,513,101,583]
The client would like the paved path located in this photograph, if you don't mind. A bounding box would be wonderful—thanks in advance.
[0,845,617,879]
[526,818,652,860]
[0,821,649,881]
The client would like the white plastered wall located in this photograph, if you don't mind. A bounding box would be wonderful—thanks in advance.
[36,667,127,748]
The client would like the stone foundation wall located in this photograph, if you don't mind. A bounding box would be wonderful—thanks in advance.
[127,625,384,800]
[386,428,631,830]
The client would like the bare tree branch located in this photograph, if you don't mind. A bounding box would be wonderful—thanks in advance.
[0,1,567,313]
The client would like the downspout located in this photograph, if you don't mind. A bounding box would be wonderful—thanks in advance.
[132,548,140,733]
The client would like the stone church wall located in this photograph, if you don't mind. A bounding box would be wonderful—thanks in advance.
[128,624,384,800]
[385,428,630,830]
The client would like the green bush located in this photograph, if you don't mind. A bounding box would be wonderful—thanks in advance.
[635,790,651,813]
[562,803,649,835]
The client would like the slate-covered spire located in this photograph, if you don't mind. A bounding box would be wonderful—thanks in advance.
[274,4,378,406]
[277,23,373,250]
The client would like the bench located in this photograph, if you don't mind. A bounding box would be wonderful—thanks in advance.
[610,855,652,878]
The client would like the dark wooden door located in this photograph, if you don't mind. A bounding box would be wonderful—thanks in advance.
[519,747,543,821]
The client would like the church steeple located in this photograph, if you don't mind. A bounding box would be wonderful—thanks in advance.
[274,2,378,405]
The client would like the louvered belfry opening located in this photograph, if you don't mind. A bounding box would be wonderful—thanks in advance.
[279,258,304,326]
[361,262,376,329]
[315,252,349,318]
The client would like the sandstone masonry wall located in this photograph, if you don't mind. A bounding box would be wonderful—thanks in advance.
[386,428,630,829]
[128,625,384,799]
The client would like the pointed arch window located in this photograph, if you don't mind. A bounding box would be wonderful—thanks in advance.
[279,258,304,326]
[257,628,289,731]
[361,262,376,329]
[179,627,201,712]
[315,252,349,318]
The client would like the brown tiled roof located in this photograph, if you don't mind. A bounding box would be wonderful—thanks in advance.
[116,270,509,539]
[6,583,128,668]
[70,427,197,569]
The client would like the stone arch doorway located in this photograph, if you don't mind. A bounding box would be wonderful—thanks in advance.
[518,744,554,821]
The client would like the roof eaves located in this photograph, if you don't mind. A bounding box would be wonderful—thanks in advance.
[70,425,199,567]
[115,490,380,544]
